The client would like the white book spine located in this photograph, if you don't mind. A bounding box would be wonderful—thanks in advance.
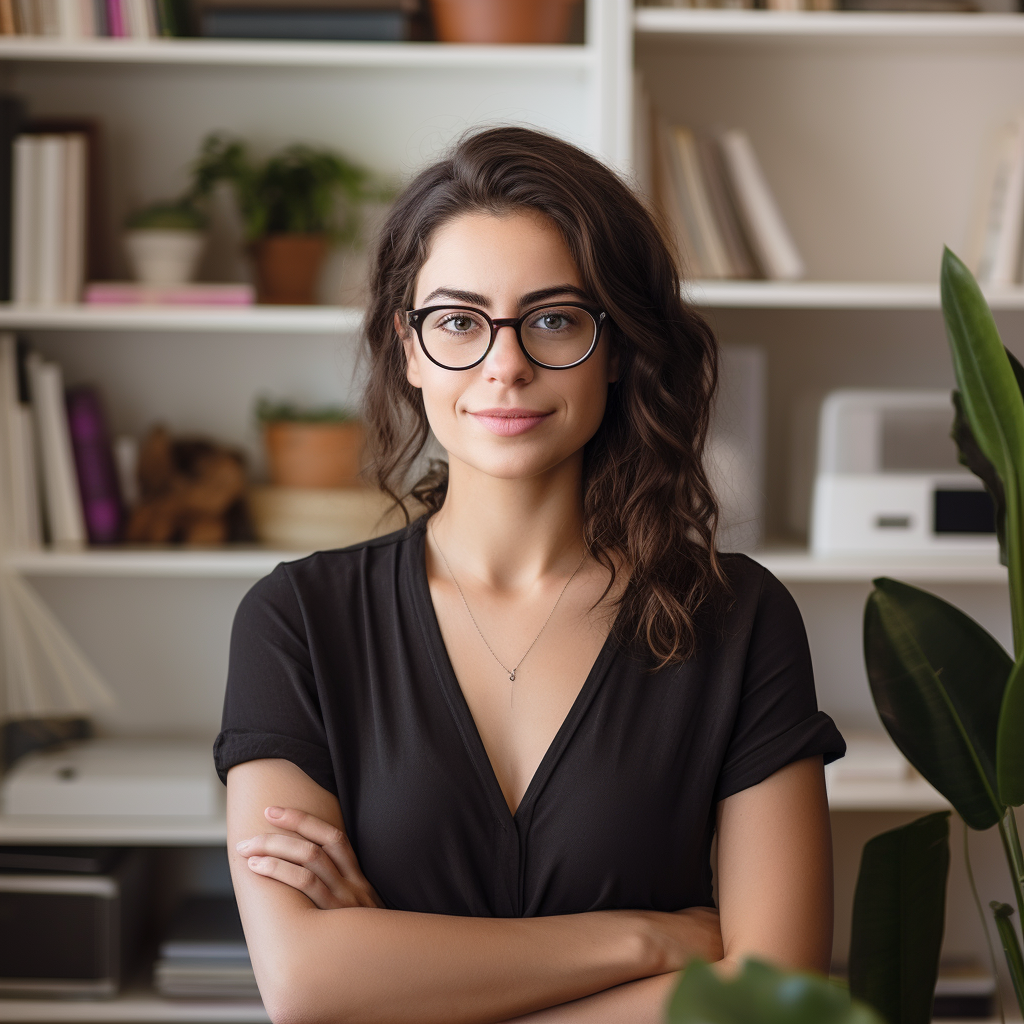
[984,116,1024,287]
[719,129,806,282]
[35,135,68,307]
[28,354,86,547]
[62,133,87,304]
[11,136,39,305]
[0,333,18,550]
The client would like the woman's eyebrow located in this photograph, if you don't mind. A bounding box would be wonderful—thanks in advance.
[419,284,590,308]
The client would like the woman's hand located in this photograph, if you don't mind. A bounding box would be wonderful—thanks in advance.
[235,805,384,910]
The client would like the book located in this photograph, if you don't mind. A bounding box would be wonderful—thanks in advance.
[200,8,410,39]
[973,116,1024,286]
[0,96,25,302]
[673,126,733,279]
[11,135,40,304]
[0,335,43,550]
[26,352,87,547]
[696,135,758,280]
[651,114,703,277]
[65,386,122,544]
[35,135,67,305]
[718,129,805,281]
[0,0,15,36]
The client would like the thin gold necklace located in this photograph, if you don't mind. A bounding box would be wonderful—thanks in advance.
[429,520,588,683]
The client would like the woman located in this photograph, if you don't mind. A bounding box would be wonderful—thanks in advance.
[215,126,845,1024]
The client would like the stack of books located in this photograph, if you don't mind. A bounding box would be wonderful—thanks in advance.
[155,896,260,1000]
[198,0,420,41]
[969,114,1024,288]
[0,334,124,550]
[0,0,189,38]
[652,117,805,281]
[10,130,88,305]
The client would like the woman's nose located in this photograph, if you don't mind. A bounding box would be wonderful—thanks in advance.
[483,324,533,385]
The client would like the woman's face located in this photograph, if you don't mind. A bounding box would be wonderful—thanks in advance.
[402,210,617,483]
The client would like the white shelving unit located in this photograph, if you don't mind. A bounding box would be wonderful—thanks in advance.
[2,0,1021,1014]
[0,991,267,1023]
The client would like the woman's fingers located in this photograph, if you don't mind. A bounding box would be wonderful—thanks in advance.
[245,854,341,910]
[238,832,346,896]
[263,806,383,906]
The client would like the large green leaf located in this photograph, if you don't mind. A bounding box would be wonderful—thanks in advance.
[863,578,1010,829]
[848,813,950,1024]
[941,247,1024,655]
[951,348,1024,567]
[666,959,882,1024]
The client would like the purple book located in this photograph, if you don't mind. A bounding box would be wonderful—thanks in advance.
[65,386,123,545]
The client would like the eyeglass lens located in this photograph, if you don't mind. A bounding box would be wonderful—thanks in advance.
[419,306,597,369]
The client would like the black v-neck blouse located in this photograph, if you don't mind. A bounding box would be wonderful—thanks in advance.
[214,518,844,919]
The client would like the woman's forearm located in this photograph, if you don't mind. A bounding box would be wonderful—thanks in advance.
[501,971,681,1024]
[250,902,716,1024]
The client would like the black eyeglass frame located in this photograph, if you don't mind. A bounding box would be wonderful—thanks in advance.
[404,302,608,371]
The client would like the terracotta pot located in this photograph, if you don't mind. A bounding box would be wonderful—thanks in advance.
[264,420,365,488]
[251,234,329,305]
[430,0,579,44]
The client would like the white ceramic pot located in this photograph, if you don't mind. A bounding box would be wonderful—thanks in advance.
[124,229,206,286]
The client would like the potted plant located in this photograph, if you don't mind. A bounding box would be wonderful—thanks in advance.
[257,399,364,488]
[429,0,581,43]
[189,134,379,305]
[123,199,208,286]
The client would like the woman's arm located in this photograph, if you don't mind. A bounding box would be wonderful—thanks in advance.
[227,758,722,1024]
[499,755,834,1023]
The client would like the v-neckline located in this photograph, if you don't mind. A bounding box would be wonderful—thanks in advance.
[409,518,623,826]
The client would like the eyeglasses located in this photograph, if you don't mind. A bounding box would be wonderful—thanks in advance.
[404,302,607,371]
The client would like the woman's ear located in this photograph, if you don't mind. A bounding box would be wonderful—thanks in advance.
[396,311,423,389]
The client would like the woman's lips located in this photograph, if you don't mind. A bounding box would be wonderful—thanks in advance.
[470,408,552,436]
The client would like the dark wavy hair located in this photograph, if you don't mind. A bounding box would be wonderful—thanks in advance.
[362,126,724,666]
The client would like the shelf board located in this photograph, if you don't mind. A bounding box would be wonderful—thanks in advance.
[4,546,1007,582]
[635,6,1024,40]
[755,547,1006,583]
[0,303,363,333]
[0,990,266,1023]
[0,813,227,845]
[0,36,594,69]
[683,279,1024,310]
[826,775,949,812]
[4,547,305,577]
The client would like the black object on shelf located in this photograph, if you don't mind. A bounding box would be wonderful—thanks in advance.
[0,846,121,874]
[1,716,93,770]
[0,95,26,304]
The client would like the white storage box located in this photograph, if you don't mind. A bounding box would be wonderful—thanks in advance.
[1,738,220,818]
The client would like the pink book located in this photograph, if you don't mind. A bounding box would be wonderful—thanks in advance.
[84,282,256,306]
[107,0,124,36]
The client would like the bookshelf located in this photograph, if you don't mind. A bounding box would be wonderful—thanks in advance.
[1,0,1021,1015]
[0,990,268,1023]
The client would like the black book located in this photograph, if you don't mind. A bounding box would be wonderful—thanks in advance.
[200,7,408,39]
[0,846,121,874]
[160,896,250,961]
[0,95,26,304]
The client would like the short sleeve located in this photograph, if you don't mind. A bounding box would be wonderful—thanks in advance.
[714,568,845,801]
[213,563,337,794]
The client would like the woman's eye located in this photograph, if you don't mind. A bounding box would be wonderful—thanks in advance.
[533,312,572,331]
[441,314,477,333]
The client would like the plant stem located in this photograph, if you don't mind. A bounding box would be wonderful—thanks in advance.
[966,823,1006,1024]
[991,901,1024,1017]
[999,807,1024,925]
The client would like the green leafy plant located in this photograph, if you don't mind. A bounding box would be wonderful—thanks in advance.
[125,198,207,232]
[853,247,1024,1021]
[666,958,882,1024]
[189,133,384,244]
[255,397,357,424]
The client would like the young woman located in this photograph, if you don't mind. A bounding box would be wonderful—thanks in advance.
[214,126,845,1024]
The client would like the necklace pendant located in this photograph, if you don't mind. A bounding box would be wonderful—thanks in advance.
[509,670,516,682]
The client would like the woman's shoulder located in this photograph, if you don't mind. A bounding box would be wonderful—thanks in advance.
[708,550,803,638]
[239,516,427,618]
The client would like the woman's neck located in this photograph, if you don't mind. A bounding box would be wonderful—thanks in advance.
[429,453,587,592]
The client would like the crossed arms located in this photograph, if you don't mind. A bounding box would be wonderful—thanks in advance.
[226,755,832,1024]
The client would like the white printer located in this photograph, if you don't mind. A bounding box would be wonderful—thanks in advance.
[810,390,998,556]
